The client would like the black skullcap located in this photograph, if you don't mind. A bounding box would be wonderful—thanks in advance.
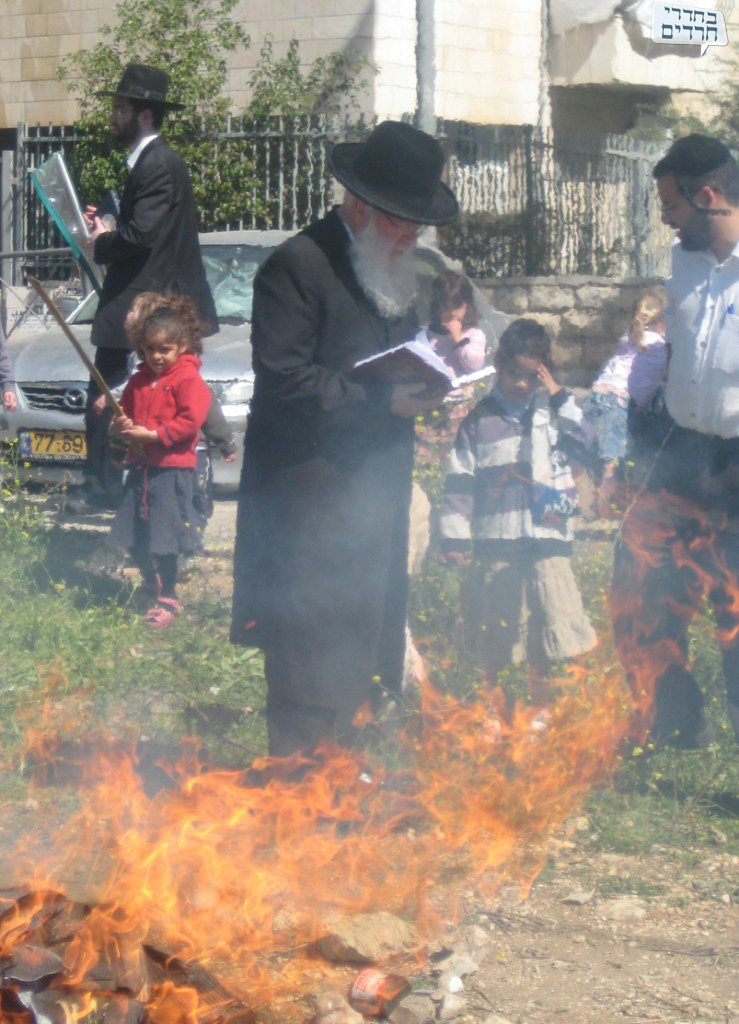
[657,133,734,176]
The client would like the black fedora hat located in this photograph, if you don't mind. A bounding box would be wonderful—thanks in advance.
[96,63,185,111]
[329,121,459,226]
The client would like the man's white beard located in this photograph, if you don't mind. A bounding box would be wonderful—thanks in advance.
[349,217,417,318]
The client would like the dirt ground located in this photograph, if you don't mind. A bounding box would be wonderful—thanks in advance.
[2,495,738,1024]
[425,838,739,1024]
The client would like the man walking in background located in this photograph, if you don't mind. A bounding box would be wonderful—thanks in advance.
[75,63,216,511]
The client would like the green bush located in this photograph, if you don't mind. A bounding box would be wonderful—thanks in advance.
[56,0,374,230]
[437,207,545,277]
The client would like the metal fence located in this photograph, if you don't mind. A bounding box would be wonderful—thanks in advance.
[15,114,375,248]
[13,121,86,282]
[440,122,672,278]
[7,116,673,286]
[209,113,368,231]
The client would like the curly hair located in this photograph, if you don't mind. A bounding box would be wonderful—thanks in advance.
[126,292,204,357]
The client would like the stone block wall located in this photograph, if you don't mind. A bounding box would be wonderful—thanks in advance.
[476,274,666,387]
[433,0,542,124]
[3,0,545,130]
[0,0,115,128]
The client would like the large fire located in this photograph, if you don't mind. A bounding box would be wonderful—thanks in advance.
[1,650,637,1023]
[4,482,733,1022]
[610,487,739,739]
[8,481,732,1024]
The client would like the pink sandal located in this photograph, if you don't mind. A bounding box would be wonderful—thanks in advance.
[144,597,183,629]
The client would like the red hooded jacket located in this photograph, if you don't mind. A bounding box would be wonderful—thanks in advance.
[120,353,211,469]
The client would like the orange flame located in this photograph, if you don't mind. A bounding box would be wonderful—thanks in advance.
[3,638,638,1023]
[610,488,739,740]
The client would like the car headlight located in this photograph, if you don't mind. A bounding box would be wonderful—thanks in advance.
[208,378,252,406]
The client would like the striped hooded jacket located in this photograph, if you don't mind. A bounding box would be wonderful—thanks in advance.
[439,387,591,554]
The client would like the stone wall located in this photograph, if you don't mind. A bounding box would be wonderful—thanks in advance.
[0,0,115,128]
[476,275,666,387]
[2,0,545,130]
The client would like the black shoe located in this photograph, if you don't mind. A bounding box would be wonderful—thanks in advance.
[63,491,118,515]
[85,491,121,511]
[650,715,716,750]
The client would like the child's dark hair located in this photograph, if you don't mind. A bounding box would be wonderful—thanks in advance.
[496,318,552,369]
[429,270,479,332]
[128,293,204,358]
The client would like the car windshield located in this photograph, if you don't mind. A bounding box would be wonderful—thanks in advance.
[201,244,268,323]
[69,243,271,326]
[65,240,503,347]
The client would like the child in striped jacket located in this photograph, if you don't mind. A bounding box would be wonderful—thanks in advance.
[439,318,596,712]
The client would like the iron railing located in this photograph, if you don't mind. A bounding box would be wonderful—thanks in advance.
[9,117,673,284]
[440,122,672,278]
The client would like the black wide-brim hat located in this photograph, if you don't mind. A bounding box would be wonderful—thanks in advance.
[329,120,459,226]
[96,63,185,111]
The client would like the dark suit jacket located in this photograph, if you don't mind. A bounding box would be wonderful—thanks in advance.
[232,207,418,712]
[246,207,417,472]
[91,136,217,350]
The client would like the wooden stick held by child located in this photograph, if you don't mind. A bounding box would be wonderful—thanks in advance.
[109,293,212,628]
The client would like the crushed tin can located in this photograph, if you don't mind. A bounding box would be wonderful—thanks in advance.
[347,968,410,1018]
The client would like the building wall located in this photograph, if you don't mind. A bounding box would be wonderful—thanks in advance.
[434,0,542,123]
[1,0,546,128]
[550,84,673,135]
[549,16,729,95]
[225,0,376,112]
[372,0,417,117]
[0,0,119,128]
[1,0,736,132]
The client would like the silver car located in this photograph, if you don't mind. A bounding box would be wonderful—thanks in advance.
[1,230,506,490]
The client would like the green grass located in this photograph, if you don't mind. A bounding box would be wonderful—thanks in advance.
[0,479,267,769]
[594,874,666,898]
[406,486,739,855]
[0,467,736,860]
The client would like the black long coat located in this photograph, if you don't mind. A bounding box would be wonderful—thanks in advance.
[231,208,418,715]
[91,136,217,350]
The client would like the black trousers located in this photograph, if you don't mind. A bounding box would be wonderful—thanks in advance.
[611,426,739,747]
[83,347,130,505]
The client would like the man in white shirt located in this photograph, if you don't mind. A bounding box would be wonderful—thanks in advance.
[612,134,739,748]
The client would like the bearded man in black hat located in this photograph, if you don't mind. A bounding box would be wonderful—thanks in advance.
[75,63,217,511]
[231,120,459,757]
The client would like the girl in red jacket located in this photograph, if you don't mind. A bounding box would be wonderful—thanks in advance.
[111,294,211,627]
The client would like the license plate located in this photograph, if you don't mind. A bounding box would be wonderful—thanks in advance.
[18,429,87,461]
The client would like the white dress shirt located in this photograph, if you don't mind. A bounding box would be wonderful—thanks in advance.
[664,239,739,439]
[126,132,159,170]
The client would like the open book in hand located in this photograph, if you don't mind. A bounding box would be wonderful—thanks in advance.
[351,338,495,394]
